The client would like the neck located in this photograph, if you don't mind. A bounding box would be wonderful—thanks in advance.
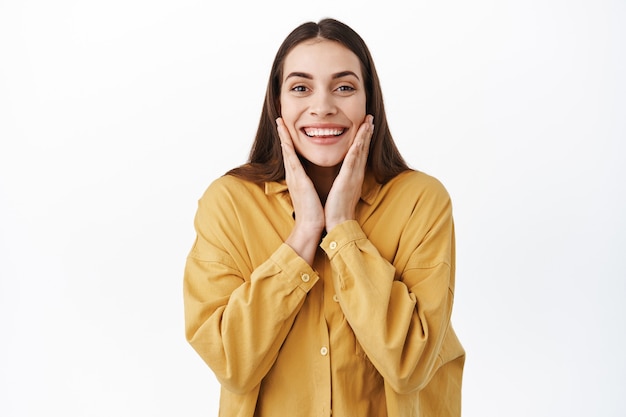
[303,161,341,205]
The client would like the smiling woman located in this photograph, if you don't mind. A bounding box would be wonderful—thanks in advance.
[183,18,465,417]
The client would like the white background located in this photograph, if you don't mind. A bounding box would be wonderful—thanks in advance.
[1,0,624,416]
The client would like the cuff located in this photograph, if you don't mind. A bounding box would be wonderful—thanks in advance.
[320,220,366,259]
[270,243,319,292]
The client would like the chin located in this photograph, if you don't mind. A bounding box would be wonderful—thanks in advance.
[301,153,346,169]
[297,144,351,169]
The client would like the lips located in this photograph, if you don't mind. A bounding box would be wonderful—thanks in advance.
[303,127,345,137]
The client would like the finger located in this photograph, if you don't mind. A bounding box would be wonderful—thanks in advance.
[276,118,304,178]
[363,114,374,151]
[359,114,374,150]
[343,115,374,170]
[276,117,295,158]
[353,114,374,154]
[276,117,293,147]
[356,115,374,168]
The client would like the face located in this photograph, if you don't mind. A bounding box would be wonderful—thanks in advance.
[279,39,367,168]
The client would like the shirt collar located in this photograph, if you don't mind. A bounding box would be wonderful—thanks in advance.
[264,171,381,206]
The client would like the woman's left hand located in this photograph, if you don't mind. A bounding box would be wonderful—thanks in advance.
[324,115,374,232]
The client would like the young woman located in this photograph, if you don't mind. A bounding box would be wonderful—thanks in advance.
[184,18,465,417]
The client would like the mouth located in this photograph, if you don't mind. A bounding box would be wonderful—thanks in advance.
[302,127,346,138]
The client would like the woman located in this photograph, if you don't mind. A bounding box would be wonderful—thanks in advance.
[184,18,465,417]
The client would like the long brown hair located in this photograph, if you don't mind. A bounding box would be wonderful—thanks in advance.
[227,18,410,184]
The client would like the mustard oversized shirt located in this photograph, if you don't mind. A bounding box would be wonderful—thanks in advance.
[184,169,465,417]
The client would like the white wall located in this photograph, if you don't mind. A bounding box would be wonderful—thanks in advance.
[1,1,624,416]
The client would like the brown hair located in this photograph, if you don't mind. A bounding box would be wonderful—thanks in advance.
[227,18,410,184]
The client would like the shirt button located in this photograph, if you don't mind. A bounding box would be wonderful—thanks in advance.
[332,294,339,302]
[329,241,337,250]
[320,346,328,356]
[301,273,310,283]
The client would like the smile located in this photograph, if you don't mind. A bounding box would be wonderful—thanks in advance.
[303,127,345,137]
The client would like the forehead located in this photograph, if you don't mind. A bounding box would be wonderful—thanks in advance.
[282,39,363,79]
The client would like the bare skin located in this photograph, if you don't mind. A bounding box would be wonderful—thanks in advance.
[276,115,374,265]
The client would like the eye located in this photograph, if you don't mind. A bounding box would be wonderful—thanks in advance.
[291,85,308,93]
[336,85,355,93]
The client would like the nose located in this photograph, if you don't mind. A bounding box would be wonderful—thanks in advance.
[309,91,337,117]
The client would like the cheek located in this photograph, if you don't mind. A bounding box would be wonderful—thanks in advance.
[281,116,300,143]
[279,97,293,120]
[353,101,367,122]
[287,125,300,143]
[279,97,301,138]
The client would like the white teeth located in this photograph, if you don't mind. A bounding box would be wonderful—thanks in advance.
[304,128,344,137]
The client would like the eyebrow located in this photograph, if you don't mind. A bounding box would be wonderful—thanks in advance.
[285,71,361,81]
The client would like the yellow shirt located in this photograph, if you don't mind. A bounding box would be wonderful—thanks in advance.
[184,169,465,417]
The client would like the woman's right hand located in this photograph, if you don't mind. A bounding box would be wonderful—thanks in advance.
[276,118,324,265]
